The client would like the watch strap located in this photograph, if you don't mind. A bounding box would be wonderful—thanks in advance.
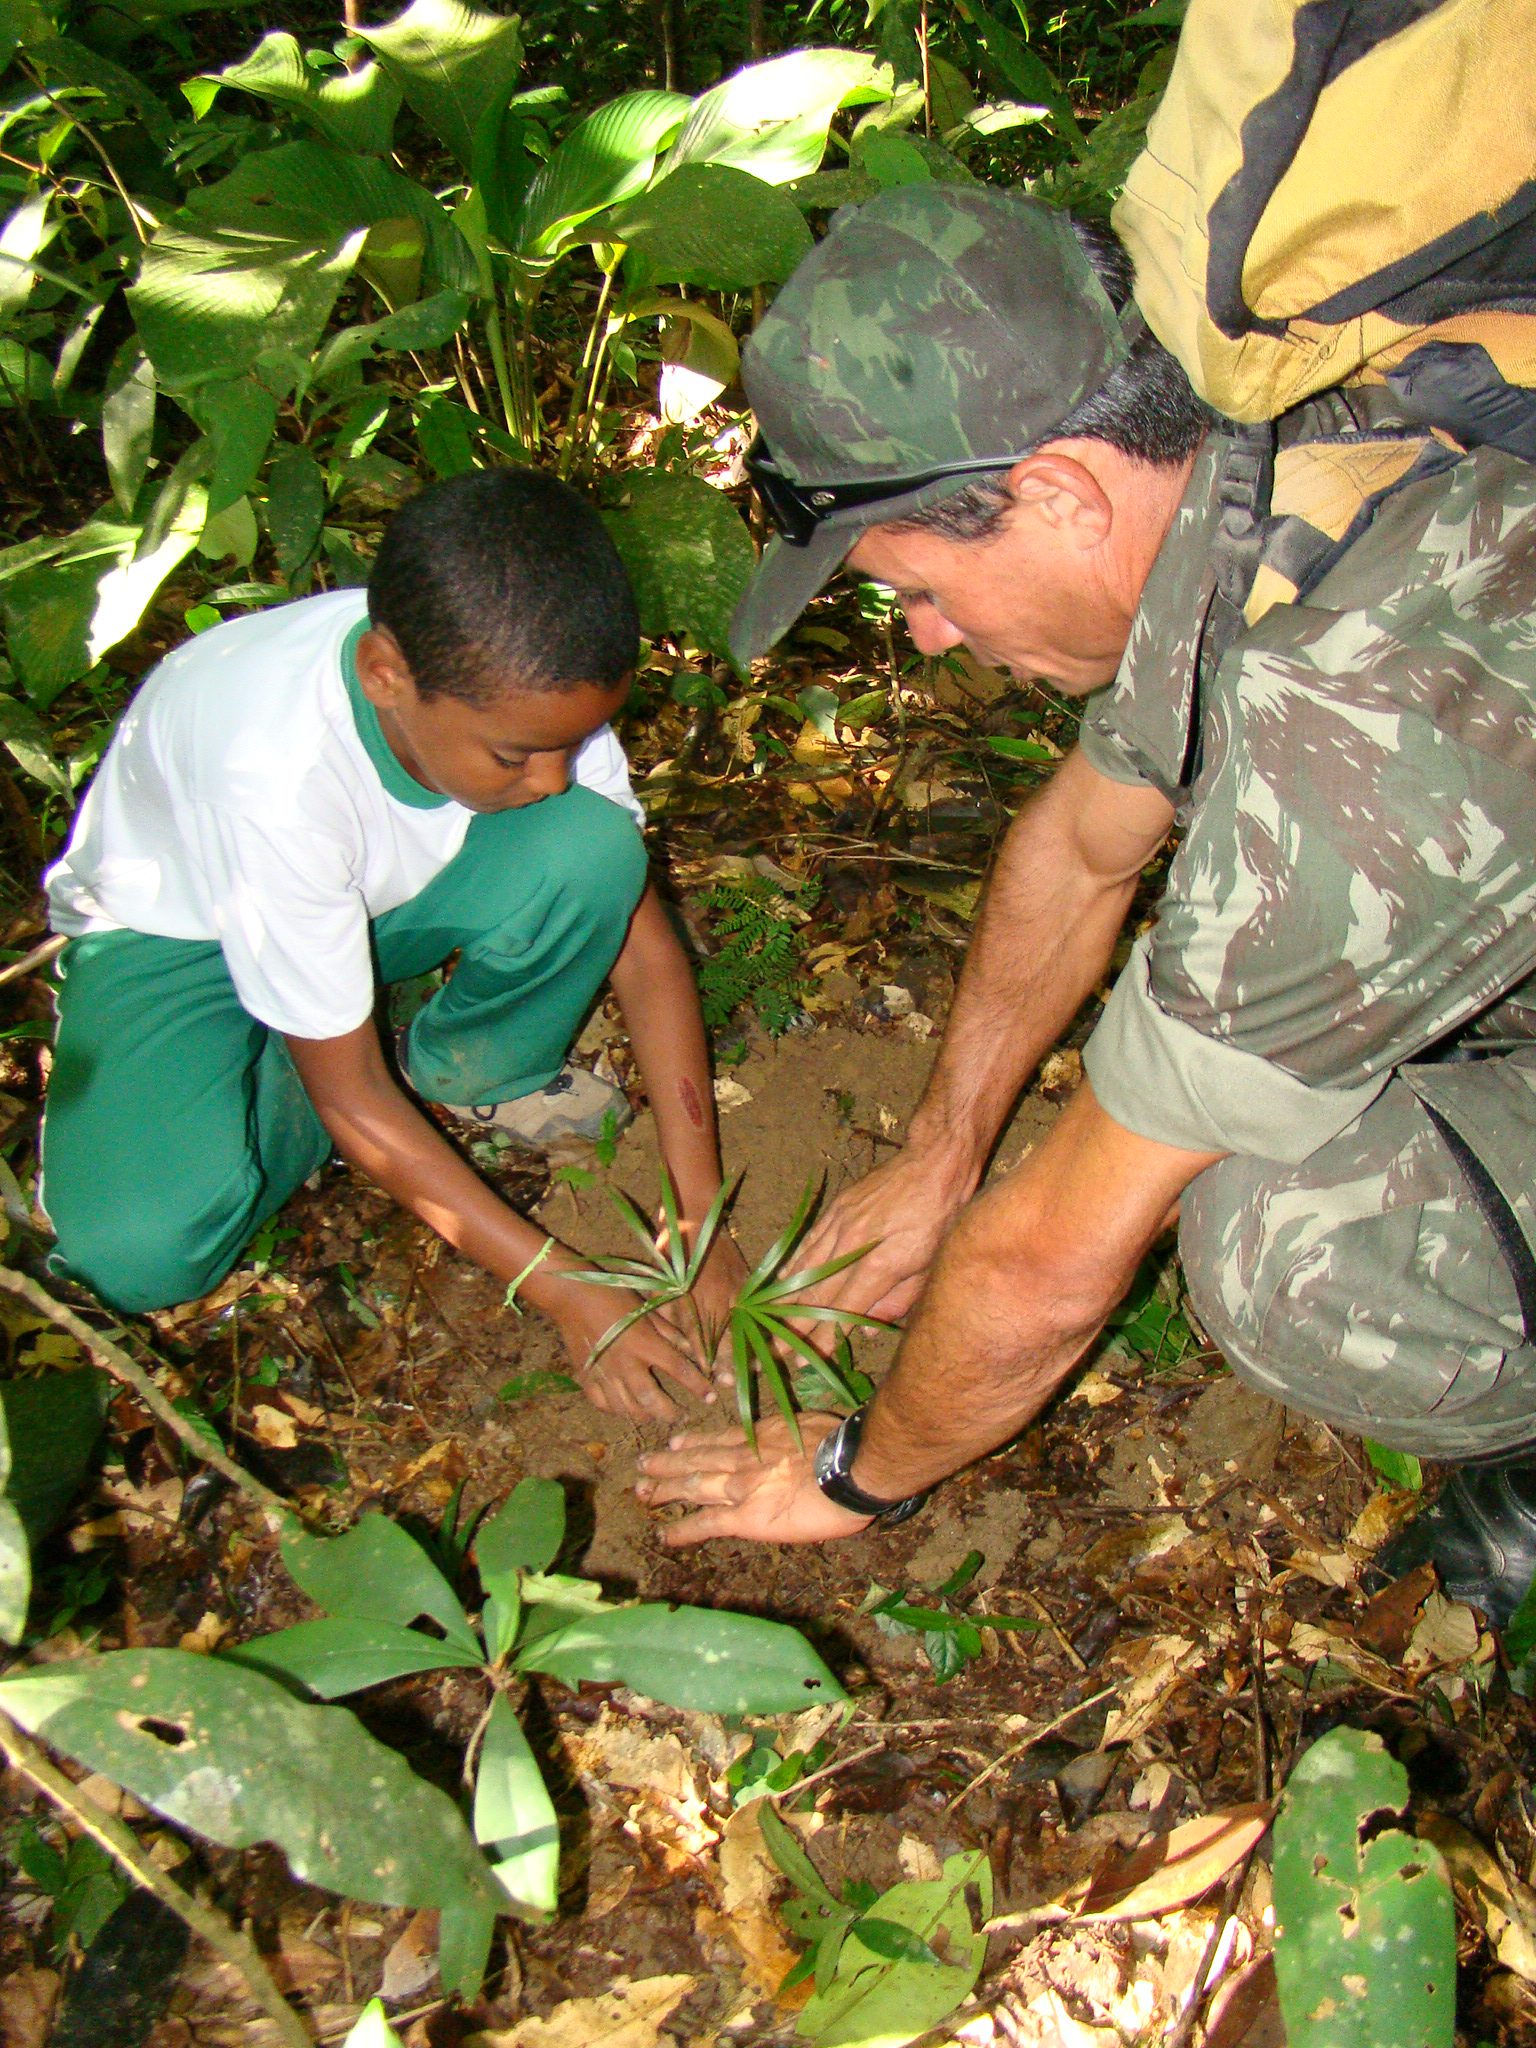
[813,1405,928,1526]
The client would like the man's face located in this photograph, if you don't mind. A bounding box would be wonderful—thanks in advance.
[844,487,1136,694]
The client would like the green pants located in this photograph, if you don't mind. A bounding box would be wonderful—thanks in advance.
[1180,1049,1536,1460]
[42,786,646,1314]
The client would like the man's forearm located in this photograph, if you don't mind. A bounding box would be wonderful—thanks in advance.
[852,1083,1220,1500]
[905,750,1173,1190]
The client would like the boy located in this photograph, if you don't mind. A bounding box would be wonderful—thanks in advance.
[41,468,741,1422]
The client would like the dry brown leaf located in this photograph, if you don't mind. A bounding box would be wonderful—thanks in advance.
[1070,1370,1124,1409]
[1282,1546,1356,1590]
[466,1974,697,2048]
[1268,1621,1395,1687]
[1403,1592,1487,1675]
[697,1800,807,2004]
[1203,1953,1283,2048]
[1356,1561,1437,1662]
[562,1710,716,1867]
[0,1964,59,2048]
[178,1611,231,1655]
[380,1907,439,2003]
[1420,1814,1536,1981]
[270,1927,342,1996]
[1100,1633,1208,1747]
[1077,1804,1272,1921]
[1083,1516,1192,1582]
[276,1391,326,1428]
[1347,1488,1420,1554]
[249,1403,298,1450]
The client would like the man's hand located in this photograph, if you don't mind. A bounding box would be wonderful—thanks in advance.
[676,1231,750,1387]
[635,1413,873,1546]
[546,1280,714,1423]
[791,1144,973,1331]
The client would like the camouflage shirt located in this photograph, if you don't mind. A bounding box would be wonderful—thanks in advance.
[1081,432,1536,1162]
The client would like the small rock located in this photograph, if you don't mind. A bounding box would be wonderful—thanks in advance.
[1055,1750,1117,1827]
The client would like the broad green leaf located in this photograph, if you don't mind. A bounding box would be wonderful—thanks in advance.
[129,209,365,394]
[1364,1439,1423,1492]
[341,2000,405,2048]
[196,496,259,567]
[984,736,1056,763]
[0,341,54,408]
[1272,1727,1454,2048]
[474,1694,560,1915]
[852,131,932,190]
[0,1397,27,1648]
[0,192,52,319]
[280,1511,481,1657]
[759,1801,843,1911]
[511,90,689,262]
[795,1851,991,2046]
[265,448,328,580]
[482,1590,520,1666]
[602,469,754,671]
[476,1477,566,1589]
[185,376,279,519]
[438,1893,496,2002]
[356,0,524,169]
[183,143,476,304]
[101,343,156,516]
[311,287,473,383]
[24,32,174,142]
[0,1368,109,1545]
[224,1616,480,1698]
[0,1650,502,1918]
[611,164,812,294]
[517,1601,845,1715]
[662,50,891,187]
[201,35,402,155]
[0,691,70,794]
[955,0,1083,150]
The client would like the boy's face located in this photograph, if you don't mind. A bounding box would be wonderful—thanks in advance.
[357,629,630,813]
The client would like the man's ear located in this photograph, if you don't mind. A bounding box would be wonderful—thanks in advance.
[354,625,416,710]
[1005,451,1113,548]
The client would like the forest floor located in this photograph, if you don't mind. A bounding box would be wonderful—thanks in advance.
[3,662,1536,2048]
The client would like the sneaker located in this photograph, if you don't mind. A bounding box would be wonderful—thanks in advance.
[1367,1458,1536,1628]
[441,1063,633,1151]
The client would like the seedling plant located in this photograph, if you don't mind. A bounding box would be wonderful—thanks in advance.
[861,1548,1043,1682]
[0,1481,844,2004]
[569,1170,877,1444]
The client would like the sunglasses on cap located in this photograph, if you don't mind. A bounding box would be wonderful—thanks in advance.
[745,431,1019,548]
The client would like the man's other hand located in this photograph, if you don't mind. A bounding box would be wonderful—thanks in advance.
[635,1413,873,1546]
[790,1146,970,1333]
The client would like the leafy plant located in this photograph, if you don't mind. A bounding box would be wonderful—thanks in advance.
[1271,1726,1455,2048]
[759,1802,992,2045]
[1102,1246,1200,1371]
[1364,1440,1423,1492]
[861,1547,1043,1681]
[698,870,823,1038]
[727,1728,832,1808]
[6,1818,128,1958]
[0,1483,843,2001]
[573,1168,874,1444]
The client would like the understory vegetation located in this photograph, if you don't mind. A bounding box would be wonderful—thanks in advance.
[2,5,1535,2047]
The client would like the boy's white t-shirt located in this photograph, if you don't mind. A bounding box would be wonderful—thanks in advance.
[45,589,643,1041]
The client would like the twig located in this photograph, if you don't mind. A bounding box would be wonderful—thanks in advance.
[0,1714,314,2047]
[0,931,64,988]
[941,1686,1117,1812]
[1165,1851,1259,2048]
[772,1738,886,1804]
[0,1266,291,1526]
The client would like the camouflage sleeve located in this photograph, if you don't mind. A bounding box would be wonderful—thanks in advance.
[1087,445,1536,1159]
[1077,435,1224,802]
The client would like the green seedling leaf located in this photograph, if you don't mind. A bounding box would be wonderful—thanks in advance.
[847,1916,942,1965]
[504,1234,555,1316]
[474,1693,560,1916]
[0,1650,502,1918]
[341,2000,406,2048]
[1505,1573,1536,1689]
[498,1369,579,1401]
[438,1891,496,2002]
[476,1477,566,1587]
[795,1850,992,2046]
[1271,1726,1455,2048]
[482,1590,520,1666]
[760,1800,844,1910]
[1365,1440,1423,1492]
[839,688,888,728]
[984,735,1056,763]
[281,1512,481,1657]
[225,1616,481,1698]
[518,1571,609,1614]
[519,1601,845,1715]
[355,0,524,169]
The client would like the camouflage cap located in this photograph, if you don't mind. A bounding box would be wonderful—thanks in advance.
[730,184,1133,664]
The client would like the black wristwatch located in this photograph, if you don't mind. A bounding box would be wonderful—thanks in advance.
[812,1404,929,1526]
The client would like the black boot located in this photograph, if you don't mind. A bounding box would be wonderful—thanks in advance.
[1370,1459,1536,1629]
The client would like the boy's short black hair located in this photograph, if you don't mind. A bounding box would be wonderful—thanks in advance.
[368,468,639,704]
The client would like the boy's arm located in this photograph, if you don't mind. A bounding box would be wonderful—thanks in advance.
[284,1022,713,1420]
[608,882,747,1340]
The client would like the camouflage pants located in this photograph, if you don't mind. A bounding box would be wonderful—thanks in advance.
[1179,1051,1536,1461]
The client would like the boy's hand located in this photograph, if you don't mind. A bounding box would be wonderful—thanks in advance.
[548,1282,714,1423]
[680,1232,750,1387]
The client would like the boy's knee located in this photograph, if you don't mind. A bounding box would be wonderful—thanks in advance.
[538,790,647,925]
[50,1220,234,1315]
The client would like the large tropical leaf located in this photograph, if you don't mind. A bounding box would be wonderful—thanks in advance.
[661,50,892,187]
[602,469,754,672]
[357,0,524,169]
[280,1512,482,1658]
[226,1616,480,1697]
[0,1650,503,1918]
[612,165,812,293]
[0,1369,109,1547]
[510,90,689,263]
[194,34,403,156]
[474,1695,561,1916]
[184,144,477,303]
[475,1477,566,1589]
[516,1600,845,1715]
[128,208,365,394]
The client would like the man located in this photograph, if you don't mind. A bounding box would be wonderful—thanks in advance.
[635,185,1536,1623]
